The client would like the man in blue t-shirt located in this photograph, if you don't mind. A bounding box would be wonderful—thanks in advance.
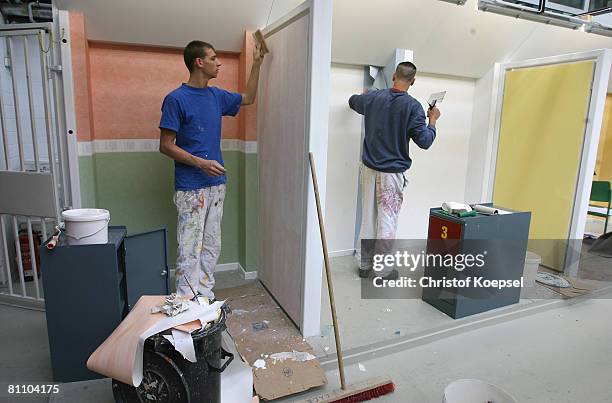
[159,40,265,299]
[349,62,441,279]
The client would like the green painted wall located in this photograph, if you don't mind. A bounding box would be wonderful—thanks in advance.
[78,150,258,272]
[78,156,97,208]
[243,154,259,271]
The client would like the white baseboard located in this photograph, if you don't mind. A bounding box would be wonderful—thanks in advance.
[215,262,242,272]
[329,249,355,258]
[585,217,609,236]
[169,262,257,282]
[224,262,258,280]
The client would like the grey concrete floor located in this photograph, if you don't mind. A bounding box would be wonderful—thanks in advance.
[282,295,612,403]
[0,304,51,383]
[307,255,568,357]
[1,252,611,402]
[577,238,612,282]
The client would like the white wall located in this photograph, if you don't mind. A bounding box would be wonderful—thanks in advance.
[325,65,476,253]
[398,73,475,238]
[464,66,495,204]
[325,63,362,254]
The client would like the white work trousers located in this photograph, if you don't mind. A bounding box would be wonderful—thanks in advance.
[174,184,225,299]
[356,163,407,268]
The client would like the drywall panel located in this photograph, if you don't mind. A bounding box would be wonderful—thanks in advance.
[325,70,475,253]
[301,0,332,338]
[257,9,310,326]
[258,0,331,336]
[396,73,475,239]
[465,67,495,204]
[324,64,363,254]
[492,61,595,270]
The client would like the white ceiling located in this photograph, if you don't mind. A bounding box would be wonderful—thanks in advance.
[54,0,305,53]
[56,0,612,79]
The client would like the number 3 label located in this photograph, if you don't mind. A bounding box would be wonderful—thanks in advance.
[441,226,448,239]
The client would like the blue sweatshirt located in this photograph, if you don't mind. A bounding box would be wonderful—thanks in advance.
[349,89,436,173]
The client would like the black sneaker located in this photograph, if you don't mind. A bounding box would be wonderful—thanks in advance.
[377,269,399,281]
[358,268,372,278]
[191,292,216,304]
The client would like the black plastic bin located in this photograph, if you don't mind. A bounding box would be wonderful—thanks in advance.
[112,308,233,403]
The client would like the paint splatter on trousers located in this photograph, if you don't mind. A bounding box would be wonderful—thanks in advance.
[356,163,407,272]
[174,184,225,299]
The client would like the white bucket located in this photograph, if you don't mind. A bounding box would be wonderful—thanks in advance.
[443,379,517,403]
[524,251,542,287]
[61,209,110,246]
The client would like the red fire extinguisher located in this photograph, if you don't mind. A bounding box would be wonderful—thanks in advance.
[18,228,41,281]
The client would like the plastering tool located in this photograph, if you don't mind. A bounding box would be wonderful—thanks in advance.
[428,90,446,109]
[183,274,201,305]
[252,30,270,54]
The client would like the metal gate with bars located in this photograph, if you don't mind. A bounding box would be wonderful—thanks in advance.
[0,21,74,307]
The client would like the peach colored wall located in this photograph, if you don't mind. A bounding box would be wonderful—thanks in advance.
[88,43,241,140]
[69,12,94,142]
[239,31,258,141]
[69,11,256,142]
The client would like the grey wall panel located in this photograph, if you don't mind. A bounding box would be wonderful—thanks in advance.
[257,11,310,326]
[0,171,57,217]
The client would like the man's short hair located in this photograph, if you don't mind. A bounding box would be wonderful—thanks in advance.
[395,62,417,82]
[184,40,215,72]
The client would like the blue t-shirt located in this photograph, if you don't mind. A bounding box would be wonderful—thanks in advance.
[159,84,242,191]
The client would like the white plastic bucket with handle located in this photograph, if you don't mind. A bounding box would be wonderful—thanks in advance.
[61,209,110,246]
[443,379,517,403]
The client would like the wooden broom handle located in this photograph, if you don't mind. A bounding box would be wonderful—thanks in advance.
[308,152,347,390]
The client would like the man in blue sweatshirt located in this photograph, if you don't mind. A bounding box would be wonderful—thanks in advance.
[349,61,441,279]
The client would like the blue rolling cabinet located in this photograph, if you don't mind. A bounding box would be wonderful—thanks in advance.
[421,205,531,319]
[40,226,169,382]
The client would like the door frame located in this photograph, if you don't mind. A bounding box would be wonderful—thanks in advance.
[483,49,612,276]
[55,8,81,209]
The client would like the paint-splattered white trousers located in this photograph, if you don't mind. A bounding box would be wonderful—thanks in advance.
[174,184,225,299]
[356,163,407,268]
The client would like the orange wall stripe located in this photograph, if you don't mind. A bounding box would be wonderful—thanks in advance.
[88,42,241,140]
[69,12,94,142]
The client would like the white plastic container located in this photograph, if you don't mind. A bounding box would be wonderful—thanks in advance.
[524,251,542,287]
[61,209,110,246]
[443,379,516,403]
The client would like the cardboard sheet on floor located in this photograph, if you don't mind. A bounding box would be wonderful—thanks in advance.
[538,274,602,297]
[216,282,326,400]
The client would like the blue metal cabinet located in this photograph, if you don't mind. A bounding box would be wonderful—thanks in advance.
[124,228,169,309]
[40,226,169,382]
[421,206,531,319]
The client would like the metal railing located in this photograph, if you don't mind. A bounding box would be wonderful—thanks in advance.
[0,24,64,305]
